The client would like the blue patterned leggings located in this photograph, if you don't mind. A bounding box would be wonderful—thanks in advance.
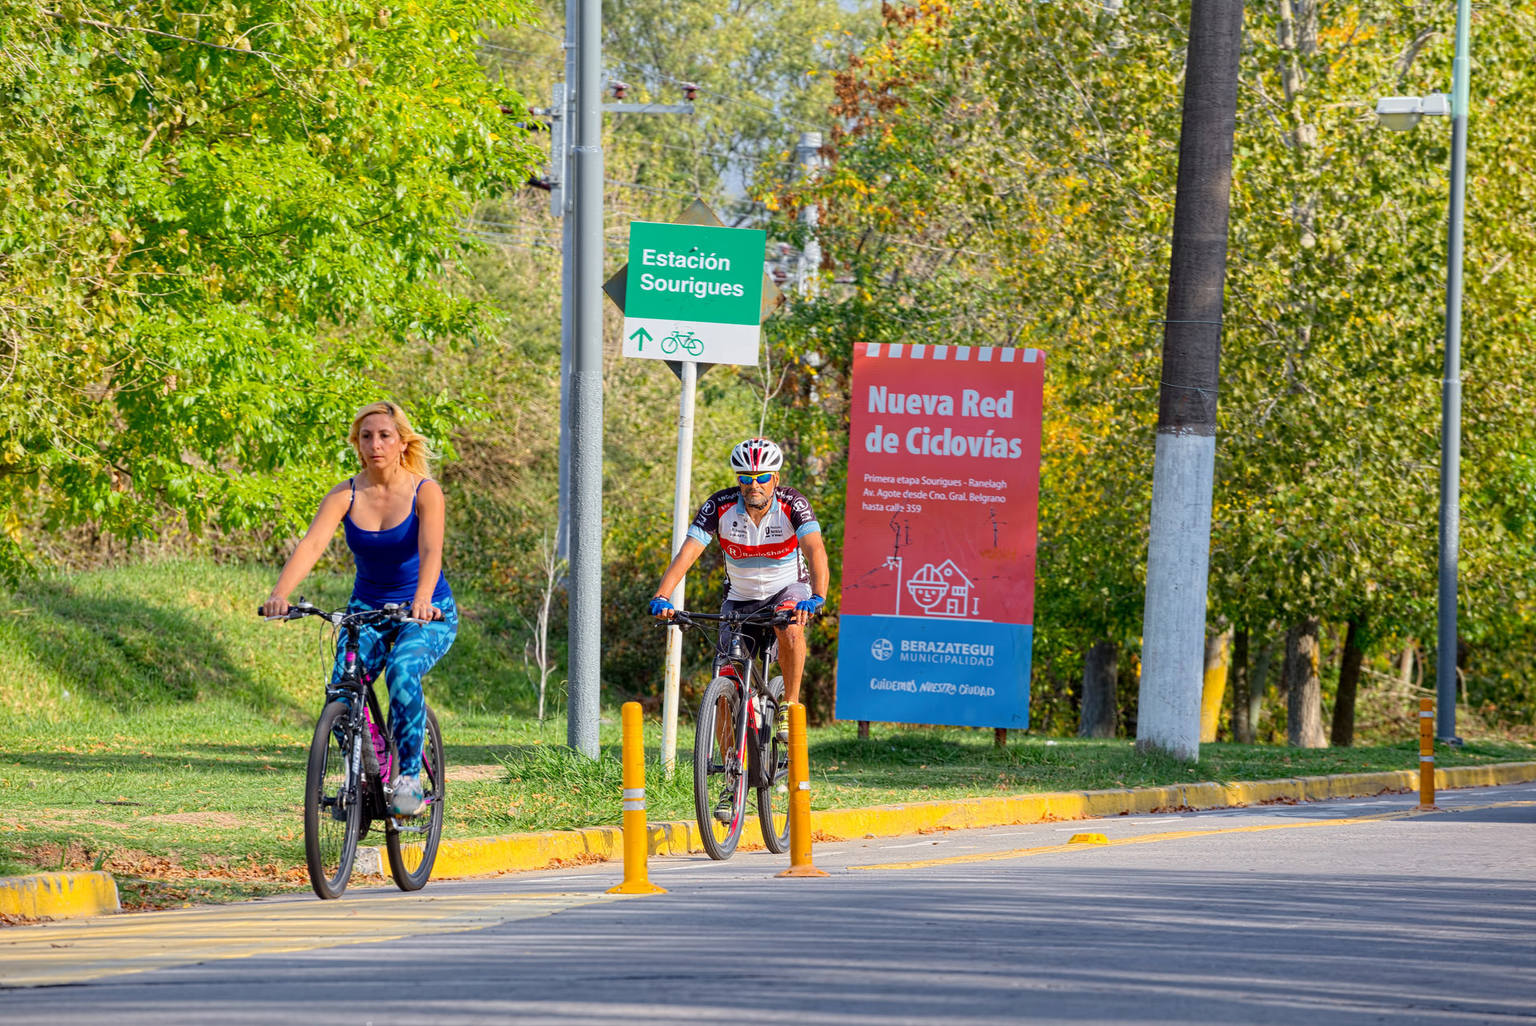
[329,594,458,777]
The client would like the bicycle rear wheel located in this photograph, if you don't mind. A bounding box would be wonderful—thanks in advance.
[756,675,791,854]
[693,675,745,860]
[386,706,445,891]
[304,701,363,899]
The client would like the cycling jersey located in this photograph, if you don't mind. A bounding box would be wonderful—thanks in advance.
[687,486,821,601]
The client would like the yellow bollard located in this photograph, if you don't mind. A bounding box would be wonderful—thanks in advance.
[1419,698,1436,808]
[607,702,666,895]
[776,702,828,878]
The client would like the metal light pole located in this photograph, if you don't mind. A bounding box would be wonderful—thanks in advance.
[1375,0,1470,743]
[567,0,604,758]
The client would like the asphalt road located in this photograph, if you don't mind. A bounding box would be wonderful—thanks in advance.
[3,783,1533,1024]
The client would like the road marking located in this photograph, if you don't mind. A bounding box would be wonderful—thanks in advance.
[0,890,614,988]
[850,801,1535,872]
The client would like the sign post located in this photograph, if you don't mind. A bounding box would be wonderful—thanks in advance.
[834,343,1044,730]
[608,209,774,776]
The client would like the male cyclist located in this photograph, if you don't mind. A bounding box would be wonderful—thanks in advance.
[650,437,830,773]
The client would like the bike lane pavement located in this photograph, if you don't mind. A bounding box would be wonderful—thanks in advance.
[3,780,1533,995]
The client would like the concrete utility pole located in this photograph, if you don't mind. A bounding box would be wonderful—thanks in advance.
[555,2,696,756]
[567,0,604,758]
[1135,0,1244,762]
[553,32,576,564]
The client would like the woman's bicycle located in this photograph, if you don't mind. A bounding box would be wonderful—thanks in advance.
[662,606,795,860]
[262,600,446,899]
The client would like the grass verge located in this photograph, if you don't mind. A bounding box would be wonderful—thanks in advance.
[3,558,1533,910]
[4,708,1532,911]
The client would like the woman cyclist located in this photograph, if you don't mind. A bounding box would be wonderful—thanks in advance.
[260,401,457,817]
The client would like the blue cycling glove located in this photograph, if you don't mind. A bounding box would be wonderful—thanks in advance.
[796,594,825,615]
[648,595,674,616]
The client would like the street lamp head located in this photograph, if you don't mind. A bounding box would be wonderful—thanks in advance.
[1376,93,1452,131]
[1376,95,1424,130]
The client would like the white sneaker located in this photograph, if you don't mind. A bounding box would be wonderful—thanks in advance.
[390,773,424,817]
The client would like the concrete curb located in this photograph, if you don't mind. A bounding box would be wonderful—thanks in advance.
[0,871,120,921]
[10,764,1527,907]
[360,760,1536,880]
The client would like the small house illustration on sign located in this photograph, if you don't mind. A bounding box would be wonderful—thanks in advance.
[905,560,978,618]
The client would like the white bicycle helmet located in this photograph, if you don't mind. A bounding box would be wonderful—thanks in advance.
[729,437,784,474]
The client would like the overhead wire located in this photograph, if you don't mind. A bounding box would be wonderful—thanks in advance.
[611,134,800,173]
[476,40,563,66]
[602,52,821,132]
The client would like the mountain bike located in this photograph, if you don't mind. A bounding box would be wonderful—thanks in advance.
[662,606,794,860]
[261,600,446,899]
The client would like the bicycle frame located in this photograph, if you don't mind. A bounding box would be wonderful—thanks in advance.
[275,599,447,897]
[714,630,774,836]
[669,607,788,837]
[300,606,432,833]
[328,625,392,822]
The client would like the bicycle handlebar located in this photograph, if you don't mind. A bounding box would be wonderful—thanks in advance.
[257,599,429,626]
[659,607,819,630]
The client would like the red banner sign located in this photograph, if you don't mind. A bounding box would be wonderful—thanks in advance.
[835,342,1044,728]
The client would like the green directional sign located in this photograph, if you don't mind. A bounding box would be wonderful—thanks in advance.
[622,221,766,366]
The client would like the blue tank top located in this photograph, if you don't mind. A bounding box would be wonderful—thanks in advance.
[343,478,452,606]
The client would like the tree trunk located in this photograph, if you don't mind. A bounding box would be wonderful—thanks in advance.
[1078,640,1119,738]
[1231,629,1252,743]
[1277,0,1320,393]
[1247,632,1271,737]
[1249,633,1279,742]
[1330,615,1365,746]
[1285,617,1326,747]
[1201,628,1232,742]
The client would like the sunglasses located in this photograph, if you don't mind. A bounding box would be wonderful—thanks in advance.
[737,472,774,485]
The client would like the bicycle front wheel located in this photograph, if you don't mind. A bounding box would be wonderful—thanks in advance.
[757,676,791,854]
[304,701,363,900]
[694,675,744,860]
[386,706,445,891]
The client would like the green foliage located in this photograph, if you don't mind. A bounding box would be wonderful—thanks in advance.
[434,1,875,704]
[0,1,542,577]
[774,0,1536,730]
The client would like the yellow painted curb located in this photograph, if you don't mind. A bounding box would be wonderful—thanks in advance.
[367,760,1536,881]
[0,871,120,920]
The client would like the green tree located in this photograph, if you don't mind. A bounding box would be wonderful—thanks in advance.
[776,0,1536,733]
[389,0,877,705]
[1,1,541,577]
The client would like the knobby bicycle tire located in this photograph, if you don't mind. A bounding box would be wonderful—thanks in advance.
[386,706,445,891]
[304,701,363,899]
[694,675,744,860]
[757,675,791,854]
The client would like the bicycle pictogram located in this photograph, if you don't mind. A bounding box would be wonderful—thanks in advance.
[659,330,704,356]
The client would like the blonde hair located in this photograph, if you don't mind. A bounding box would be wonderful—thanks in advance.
[348,401,435,477]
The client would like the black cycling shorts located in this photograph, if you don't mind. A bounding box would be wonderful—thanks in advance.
[714,582,811,672]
